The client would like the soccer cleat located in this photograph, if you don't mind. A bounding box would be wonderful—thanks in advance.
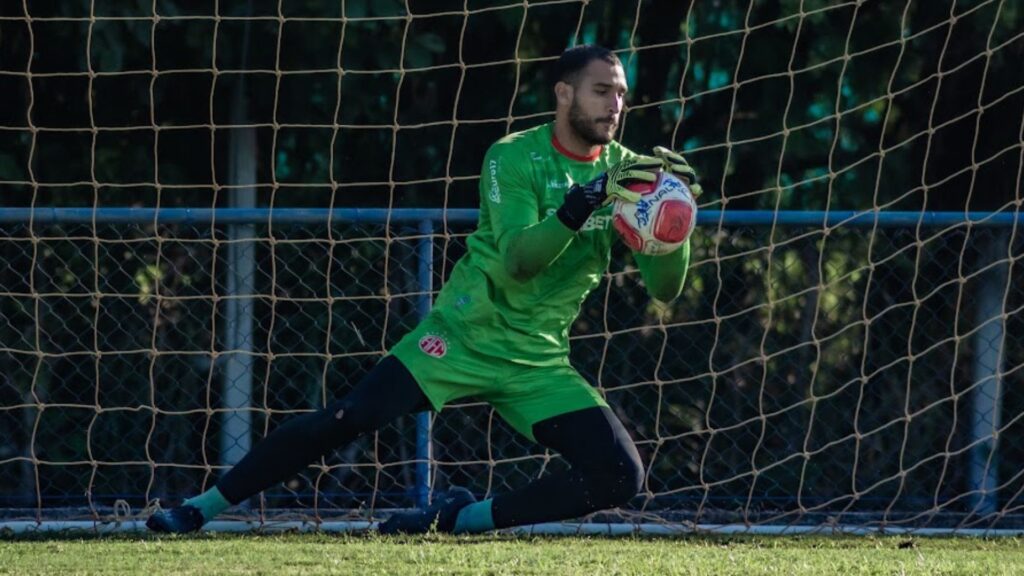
[145,504,205,534]
[377,487,476,535]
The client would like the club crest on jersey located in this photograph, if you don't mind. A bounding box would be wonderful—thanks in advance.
[418,334,448,358]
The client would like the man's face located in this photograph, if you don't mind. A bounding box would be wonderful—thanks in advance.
[566,59,628,145]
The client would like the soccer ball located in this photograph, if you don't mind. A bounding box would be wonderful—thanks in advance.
[612,171,698,255]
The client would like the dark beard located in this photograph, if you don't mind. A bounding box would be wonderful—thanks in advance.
[568,99,614,146]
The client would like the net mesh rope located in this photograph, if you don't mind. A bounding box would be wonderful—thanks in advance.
[1,0,1023,531]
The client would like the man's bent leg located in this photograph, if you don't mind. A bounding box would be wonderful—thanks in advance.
[455,406,643,532]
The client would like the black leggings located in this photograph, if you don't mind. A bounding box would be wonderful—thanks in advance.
[217,356,432,503]
[491,404,644,529]
[216,355,644,527]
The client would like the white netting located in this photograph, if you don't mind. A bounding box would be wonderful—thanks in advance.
[1,0,1023,532]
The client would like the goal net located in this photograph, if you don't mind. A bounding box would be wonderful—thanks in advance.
[1,0,1023,533]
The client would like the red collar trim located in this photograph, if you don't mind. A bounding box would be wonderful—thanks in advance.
[551,133,602,162]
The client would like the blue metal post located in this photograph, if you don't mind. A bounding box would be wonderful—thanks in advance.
[415,219,434,507]
[970,230,1009,515]
[221,106,256,491]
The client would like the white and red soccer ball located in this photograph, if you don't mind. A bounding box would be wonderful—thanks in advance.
[612,171,698,255]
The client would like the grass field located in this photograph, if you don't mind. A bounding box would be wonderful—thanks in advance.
[1,532,1022,575]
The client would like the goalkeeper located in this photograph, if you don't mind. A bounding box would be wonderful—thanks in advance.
[148,44,700,535]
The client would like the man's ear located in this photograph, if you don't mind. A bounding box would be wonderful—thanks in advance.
[554,81,574,108]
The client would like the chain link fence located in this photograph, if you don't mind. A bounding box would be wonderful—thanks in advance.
[1,210,1022,529]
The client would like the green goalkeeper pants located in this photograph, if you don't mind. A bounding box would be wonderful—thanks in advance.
[389,314,608,442]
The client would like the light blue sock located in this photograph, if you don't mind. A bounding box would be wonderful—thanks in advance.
[183,486,231,522]
[453,499,495,534]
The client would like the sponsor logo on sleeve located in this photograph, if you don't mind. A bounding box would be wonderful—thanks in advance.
[488,159,501,204]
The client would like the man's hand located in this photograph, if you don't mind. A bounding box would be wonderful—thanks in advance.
[653,146,703,198]
[556,155,661,231]
[604,155,662,204]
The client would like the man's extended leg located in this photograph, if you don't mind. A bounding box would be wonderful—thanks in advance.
[147,355,431,533]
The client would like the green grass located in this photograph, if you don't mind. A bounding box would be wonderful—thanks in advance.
[1,532,1022,575]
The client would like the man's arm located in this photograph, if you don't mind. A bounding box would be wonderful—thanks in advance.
[485,149,660,283]
[481,147,576,283]
[634,239,690,302]
[501,217,577,283]
[633,146,699,302]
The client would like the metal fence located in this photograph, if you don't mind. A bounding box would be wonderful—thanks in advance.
[1,208,1021,530]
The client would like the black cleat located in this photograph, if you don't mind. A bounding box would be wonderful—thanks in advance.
[145,504,205,534]
[377,487,476,535]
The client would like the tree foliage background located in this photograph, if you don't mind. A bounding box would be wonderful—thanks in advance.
[1,0,1023,525]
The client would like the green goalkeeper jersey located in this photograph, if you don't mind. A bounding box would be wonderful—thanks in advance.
[429,122,638,366]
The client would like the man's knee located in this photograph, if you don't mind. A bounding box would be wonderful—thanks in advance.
[303,398,374,447]
[585,440,644,507]
[607,441,645,504]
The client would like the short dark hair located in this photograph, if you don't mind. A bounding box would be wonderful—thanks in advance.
[555,44,621,86]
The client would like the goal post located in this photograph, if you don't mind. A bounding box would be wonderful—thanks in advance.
[1,0,1023,534]
[0,207,1021,535]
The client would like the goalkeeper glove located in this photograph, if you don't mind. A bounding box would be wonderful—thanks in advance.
[556,155,662,231]
[653,146,703,197]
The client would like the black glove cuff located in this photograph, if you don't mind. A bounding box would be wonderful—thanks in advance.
[557,178,607,231]
[556,201,590,231]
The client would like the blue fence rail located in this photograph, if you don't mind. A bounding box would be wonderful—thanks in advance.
[1,207,1021,227]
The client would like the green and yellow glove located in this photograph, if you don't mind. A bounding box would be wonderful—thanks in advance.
[653,146,703,198]
[603,155,662,203]
[556,155,662,231]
